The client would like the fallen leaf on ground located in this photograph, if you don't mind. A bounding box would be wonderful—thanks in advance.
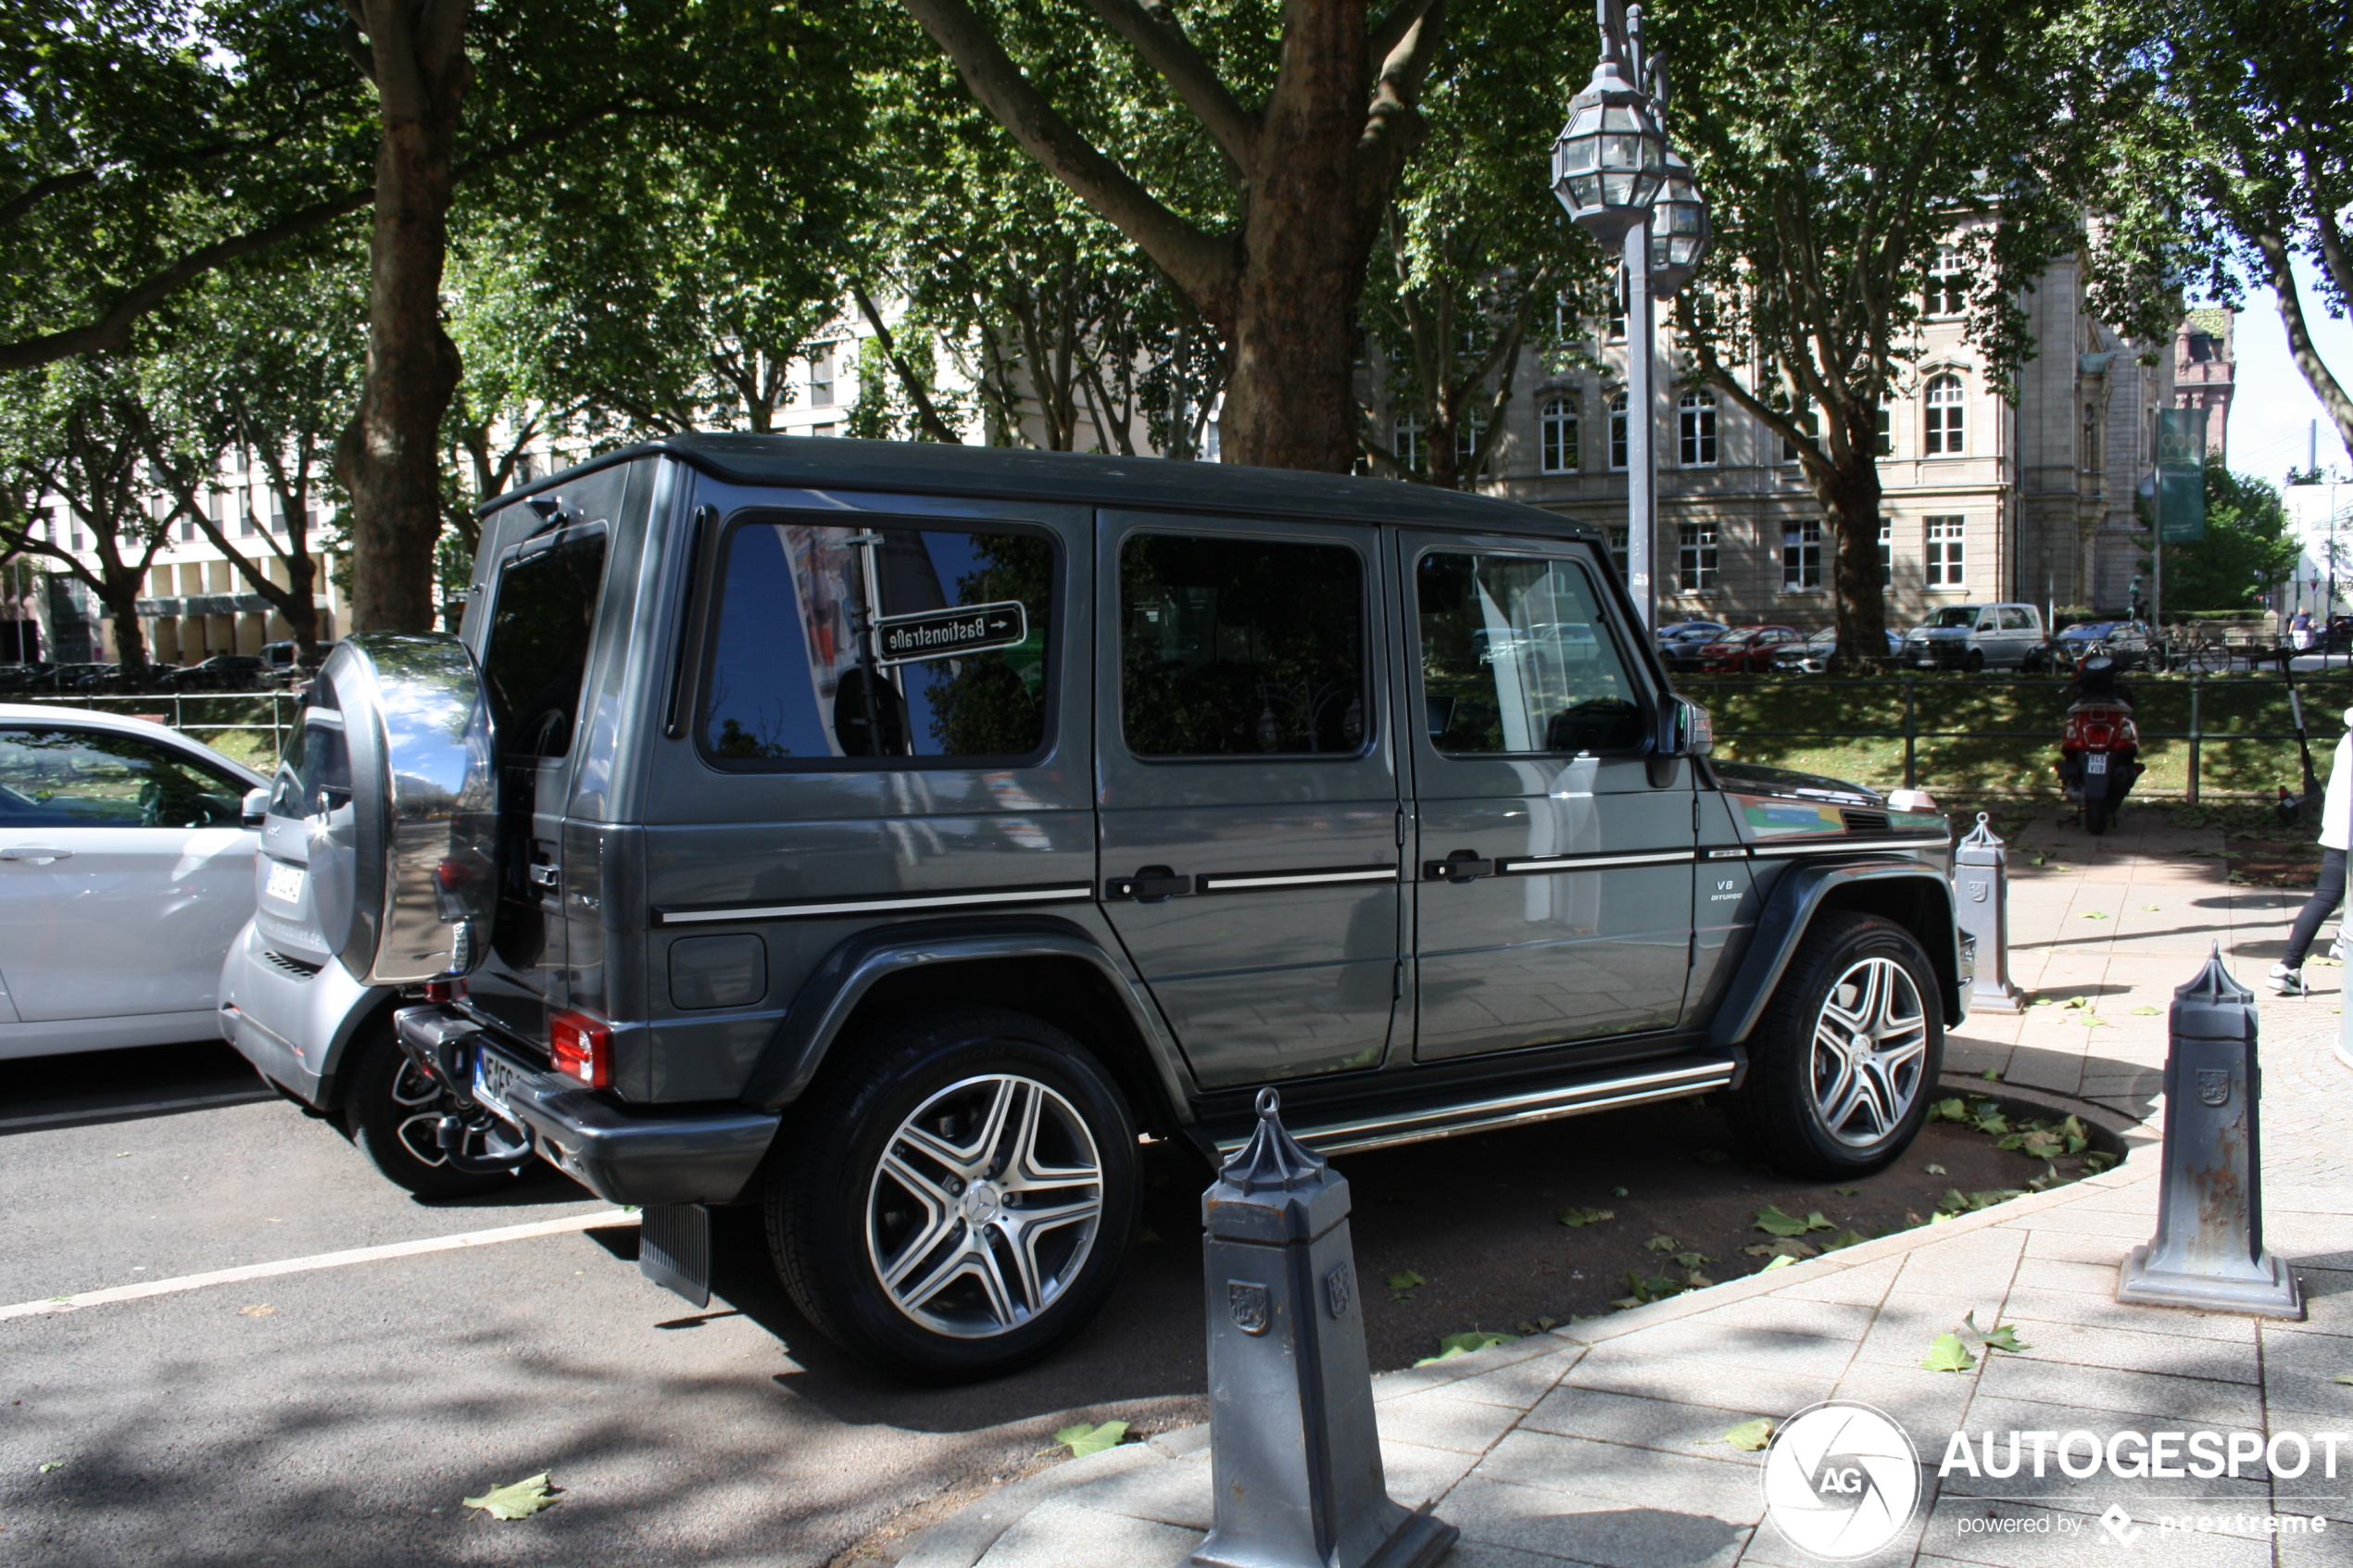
[1722,1418,1774,1451]
[463,1473,559,1520]
[37,1461,60,1474]
[2083,910,2108,920]
[1924,1163,1946,1175]
[1610,1185,1629,1198]
[1921,1334,1978,1374]
[1833,1186,1861,1196]
[1416,1331,1516,1366]
[1760,1254,1795,1272]
[1644,1235,1679,1252]
[1385,1270,1428,1301]
[2142,904,2161,910]
[1743,1238,1819,1260]
[1980,1068,2002,1081]
[2131,1005,2159,1015]
[1821,1229,1869,1252]
[1514,1317,1559,1334]
[1053,1420,1129,1457]
[239,1305,275,1318]
[1673,1251,1713,1270]
[1752,1205,1813,1237]
[1964,1310,2031,1353]
[1555,1207,1615,1228]
[2331,1373,2353,1386]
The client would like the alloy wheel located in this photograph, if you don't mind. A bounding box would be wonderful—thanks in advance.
[388,1057,486,1168]
[1808,957,1930,1147]
[865,1073,1105,1339]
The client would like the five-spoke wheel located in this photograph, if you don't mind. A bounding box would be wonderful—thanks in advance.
[1726,911,1944,1177]
[346,1017,521,1199]
[768,1008,1138,1381]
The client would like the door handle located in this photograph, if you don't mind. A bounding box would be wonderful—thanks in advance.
[1104,866,1194,901]
[1424,850,1496,884]
[0,846,70,863]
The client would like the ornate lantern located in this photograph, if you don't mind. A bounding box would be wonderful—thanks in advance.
[1647,144,1711,295]
[1550,21,1667,245]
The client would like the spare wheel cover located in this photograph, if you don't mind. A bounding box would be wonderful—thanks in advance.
[310,634,497,985]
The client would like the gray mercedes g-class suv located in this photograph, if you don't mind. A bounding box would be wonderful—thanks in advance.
[220,434,1964,1380]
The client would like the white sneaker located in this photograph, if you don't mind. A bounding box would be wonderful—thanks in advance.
[2269,963,2307,996]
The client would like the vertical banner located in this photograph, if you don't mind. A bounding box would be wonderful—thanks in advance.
[2156,407,2208,544]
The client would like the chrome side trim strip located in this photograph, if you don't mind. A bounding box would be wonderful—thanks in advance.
[1748,836,1951,859]
[1196,866,1399,892]
[657,883,1094,926]
[1499,849,1697,874]
[1212,1058,1741,1158]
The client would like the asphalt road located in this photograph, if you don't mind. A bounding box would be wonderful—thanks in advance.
[0,1043,2061,1568]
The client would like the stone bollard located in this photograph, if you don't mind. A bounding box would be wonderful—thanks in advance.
[2116,947,2303,1318]
[1193,1089,1457,1568]
[1952,813,2023,1011]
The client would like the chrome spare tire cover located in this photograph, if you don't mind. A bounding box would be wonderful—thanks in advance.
[309,634,497,985]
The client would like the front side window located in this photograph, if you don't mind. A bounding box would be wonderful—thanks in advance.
[0,727,245,828]
[1120,533,1365,758]
[1782,520,1823,590]
[1679,390,1718,467]
[1416,553,1643,757]
[1608,393,1629,470]
[1925,375,1966,456]
[483,531,608,761]
[1926,515,1966,587]
[1540,395,1579,473]
[700,520,1053,765]
[1678,522,1718,591]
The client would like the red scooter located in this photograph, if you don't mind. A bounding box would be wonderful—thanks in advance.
[2057,655,2144,834]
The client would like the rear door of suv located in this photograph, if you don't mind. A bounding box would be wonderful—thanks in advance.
[1093,514,1403,1089]
[1400,532,1695,1060]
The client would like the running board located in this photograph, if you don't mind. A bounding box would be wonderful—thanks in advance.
[1209,1054,1745,1160]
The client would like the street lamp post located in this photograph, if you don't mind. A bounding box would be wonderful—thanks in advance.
[1552,2,1706,633]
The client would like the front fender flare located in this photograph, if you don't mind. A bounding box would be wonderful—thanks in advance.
[738,914,1193,1121]
[1710,859,1963,1048]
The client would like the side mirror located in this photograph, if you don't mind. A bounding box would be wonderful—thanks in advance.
[241,786,271,828]
[1662,696,1713,758]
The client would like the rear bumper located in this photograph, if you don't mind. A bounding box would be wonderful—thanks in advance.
[393,1005,778,1206]
[217,917,393,1108]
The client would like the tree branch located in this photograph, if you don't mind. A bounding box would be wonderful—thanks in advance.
[1073,0,1258,173]
[1354,0,1447,232]
[897,0,1239,323]
[851,282,964,444]
[2258,227,2353,454]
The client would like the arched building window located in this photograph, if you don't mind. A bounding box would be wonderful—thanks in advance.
[1924,375,1966,456]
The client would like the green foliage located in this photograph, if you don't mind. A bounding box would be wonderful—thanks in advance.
[1921,1332,1977,1374]
[463,1471,559,1520]
[2159,461,2301,613]
[1051,1420,1128,1457]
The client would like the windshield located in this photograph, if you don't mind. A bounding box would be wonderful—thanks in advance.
[1927,608,1978,629]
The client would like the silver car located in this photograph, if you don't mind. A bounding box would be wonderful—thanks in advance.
[0,704,264,1059]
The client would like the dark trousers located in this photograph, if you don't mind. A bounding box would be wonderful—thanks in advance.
[2284,847,2347,970]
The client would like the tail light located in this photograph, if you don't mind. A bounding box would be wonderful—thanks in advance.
[549,1010,611,1088]
[424,977,467,1004]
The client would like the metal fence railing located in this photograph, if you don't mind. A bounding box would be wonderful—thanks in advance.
[11,691,299,768]
[1677,671,2353,803]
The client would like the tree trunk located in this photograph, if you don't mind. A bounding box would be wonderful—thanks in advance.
[1809,442,1888,669]
[98,564,152,674]
[338,2,472,633]
[1219,0,1369,472]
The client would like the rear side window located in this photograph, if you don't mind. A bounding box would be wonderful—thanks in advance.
[0,727,245,827]
[699,518,1053,766]
[1119,533,1366,758]
[1416,552,1644,756]
[483,531,608,760]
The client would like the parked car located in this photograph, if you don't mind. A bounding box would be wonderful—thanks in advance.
[25,663,110,694]
[223,436,1964,1381]
[2042,619,2160,673]
[0,663,52,693]
[1655,620,1730,671]
[0,704,265,1060]
[170,654,269,693]
[1901,603,2049,671]
[259,640,335,685]
[1766,628,1906,674]
[1689,624,1805,673]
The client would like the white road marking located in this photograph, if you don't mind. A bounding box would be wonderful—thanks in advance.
[0,1208,639,1322]
[0,1088,277,1135]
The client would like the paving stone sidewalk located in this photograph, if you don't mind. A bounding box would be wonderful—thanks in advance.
[900,814,2353,1568]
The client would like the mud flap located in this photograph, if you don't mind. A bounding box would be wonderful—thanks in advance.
[639,1202,711,1308]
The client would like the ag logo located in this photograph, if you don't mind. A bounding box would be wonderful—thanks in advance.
[1760,1401,1920,1560]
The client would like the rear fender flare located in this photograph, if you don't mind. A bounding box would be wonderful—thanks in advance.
[740,916,1193,1123]
[1711,859,1963,1047]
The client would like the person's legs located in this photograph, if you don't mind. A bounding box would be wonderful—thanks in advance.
[2279,847,2348,981]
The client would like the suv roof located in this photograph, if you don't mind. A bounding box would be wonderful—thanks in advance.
[481,433,1603,540]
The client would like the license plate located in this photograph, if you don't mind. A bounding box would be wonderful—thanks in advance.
[2088,753,2108,774]
[472,1047,524,1125]
[265,859,306,904]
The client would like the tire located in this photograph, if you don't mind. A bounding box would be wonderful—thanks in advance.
[2085,798,2109,834]
[345,1019,524,1200]
[1962,648,1985,672]
[1724,911,1944,1180]
[767,1008,1139,1382]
